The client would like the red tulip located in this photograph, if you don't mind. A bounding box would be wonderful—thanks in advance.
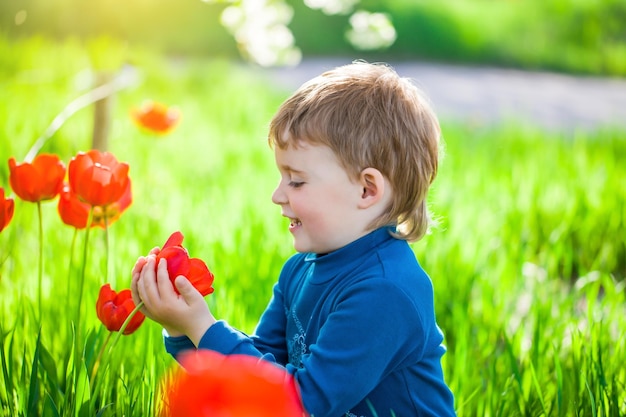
[130,100,181,135]
[96,284,145,335]
[0,187,14,233]
[68,150,130,207]
[8,154,66,202]
[162,350,308,417]
[91,179,132,228]
[156,231,214,296]
[58,179,132,229]
[57,184,90,229]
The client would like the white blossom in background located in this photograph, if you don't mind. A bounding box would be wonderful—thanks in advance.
[346,10,396,50]
[303,0,359,15]
[220,0,301,67]
[202,0,396,66]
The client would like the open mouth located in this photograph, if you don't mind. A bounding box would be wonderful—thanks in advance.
[289,218,302,228]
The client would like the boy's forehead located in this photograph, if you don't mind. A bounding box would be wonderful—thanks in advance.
[274,142,338,169]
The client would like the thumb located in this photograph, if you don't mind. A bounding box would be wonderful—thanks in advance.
[174,276,200,303]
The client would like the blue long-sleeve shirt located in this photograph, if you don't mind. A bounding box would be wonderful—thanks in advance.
[165,227,456,417]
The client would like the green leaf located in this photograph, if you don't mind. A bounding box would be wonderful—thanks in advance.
[74,360,91,417]
[39,338,62,402]
[27,331,42,417]
[0,324,16,416]
[43,392,61,417]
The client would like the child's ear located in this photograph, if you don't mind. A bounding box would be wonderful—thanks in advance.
[358,167,386,209]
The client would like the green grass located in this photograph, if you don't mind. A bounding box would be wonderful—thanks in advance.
[1,36,625,416]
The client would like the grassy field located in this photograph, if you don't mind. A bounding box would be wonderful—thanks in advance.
[1,37,625,416]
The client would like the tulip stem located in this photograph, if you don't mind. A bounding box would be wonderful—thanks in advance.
[75,208,94,331]
[109,301,144,351]
[104,212,110,286]
[66,228,78,301]
[89,301,144,408]
[90,331,112,383]
[37,201,43,323]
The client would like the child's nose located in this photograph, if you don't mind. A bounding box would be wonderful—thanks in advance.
[271,183,287,205]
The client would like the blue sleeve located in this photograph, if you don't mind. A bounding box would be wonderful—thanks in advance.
[165,275,290,362]
[164,321,279,361]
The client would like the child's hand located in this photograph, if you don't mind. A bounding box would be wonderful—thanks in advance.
[130,247,160,321]
[133,256,217,346]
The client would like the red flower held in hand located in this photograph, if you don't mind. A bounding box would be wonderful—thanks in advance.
[68,150,130,207]
[131,100,181,135]
[0,187,14,233]
[163,350,308,417]
[96,284,146,335]
[156,231,215,296]
[8,154,66,202]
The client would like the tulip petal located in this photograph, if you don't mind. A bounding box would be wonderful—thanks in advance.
[0,188,14,233]
[188,258,215,296]
[58,185,90,229]
[163,231,184,248]
[68,153,94,193]
[158,247,191,282]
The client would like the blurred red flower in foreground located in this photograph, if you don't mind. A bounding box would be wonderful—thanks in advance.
[68,150,130,207]
[131,100,181,135]
[8,154,66,202]
[0,187,14,233]
[58,180,132,229]
[156,231,215,296]
[96,284,145,335]
[162,350,308,417]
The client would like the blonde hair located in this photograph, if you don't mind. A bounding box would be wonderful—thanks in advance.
[268,61,441,242]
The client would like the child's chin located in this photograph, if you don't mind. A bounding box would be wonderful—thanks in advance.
[292,239,310,254]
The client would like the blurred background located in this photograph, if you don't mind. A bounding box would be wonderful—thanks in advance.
[2,0,626,75]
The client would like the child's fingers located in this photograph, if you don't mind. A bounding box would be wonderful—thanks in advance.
[174,276,199,306]
[130,272,140,305]
[138,256,160,307]
[131,256,147,276]
[156,258,176,301]
[148,246,161,256]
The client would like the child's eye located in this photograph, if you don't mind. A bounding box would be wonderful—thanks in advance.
[288,181,304,188]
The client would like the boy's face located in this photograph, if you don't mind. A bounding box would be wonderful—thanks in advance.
[272,142,368,254]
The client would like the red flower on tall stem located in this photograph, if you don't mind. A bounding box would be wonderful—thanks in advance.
[156,231,215,296]
[68,150,130,207]
[91,178,132,227]
[8,154,65,202]
[96,284,146,335]
[58,180,132,229]
[130,100,181,135]
[162,350,308,417]
[57,184,90,229]
[0,187,14,233]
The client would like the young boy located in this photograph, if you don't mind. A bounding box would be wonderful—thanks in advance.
[132,61,456,417]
